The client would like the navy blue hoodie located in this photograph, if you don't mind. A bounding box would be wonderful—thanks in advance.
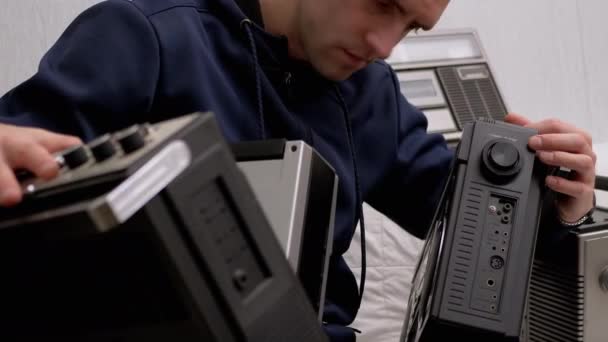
[0,0,453,340]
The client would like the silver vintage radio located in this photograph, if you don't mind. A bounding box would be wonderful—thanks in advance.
[387,29,508,147]
[523,176,608,342]
[231,140,337,322]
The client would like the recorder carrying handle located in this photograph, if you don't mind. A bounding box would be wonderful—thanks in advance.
[596,175,608,191]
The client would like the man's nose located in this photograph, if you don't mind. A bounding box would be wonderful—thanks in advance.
[364,30,399,60]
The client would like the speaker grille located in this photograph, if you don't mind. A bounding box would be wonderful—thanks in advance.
[436,64,507,129]
[445,186,483,310]
[527,260,584,341]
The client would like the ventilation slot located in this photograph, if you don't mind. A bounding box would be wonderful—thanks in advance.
[528,260,584,342]
[445,187,483,309]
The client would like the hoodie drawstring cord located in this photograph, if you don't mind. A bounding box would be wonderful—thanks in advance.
[334,85,367,309]
[240,19,266,140]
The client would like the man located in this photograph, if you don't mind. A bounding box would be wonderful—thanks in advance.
[0,0,596,340]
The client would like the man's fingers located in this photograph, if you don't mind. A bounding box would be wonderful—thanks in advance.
[528,133,593,155]
[546,175,594,199]
[504,113,531,127]
[28,128,82,153]
[0,163,23,206]
[0,138,62,207]
[536,151,595,183]
[4,140,60,180]
[0,125,80,208]
[523,118,592,146]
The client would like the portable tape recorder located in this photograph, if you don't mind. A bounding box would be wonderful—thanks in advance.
[401,118,547,342]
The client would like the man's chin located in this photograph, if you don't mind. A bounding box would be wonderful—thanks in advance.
[326,73,352,82]
[318,66,359,82]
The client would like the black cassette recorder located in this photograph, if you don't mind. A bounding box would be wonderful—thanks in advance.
[401,118,546,342]
[0,112,328,342]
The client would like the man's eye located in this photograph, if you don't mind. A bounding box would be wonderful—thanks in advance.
[376,0,393,10]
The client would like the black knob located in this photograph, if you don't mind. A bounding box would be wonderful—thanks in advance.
[232,268,249,291]
[481,139,522,182]
[88,134,116,162]
[115,125,146,154]
[62,145,89,169]
[599,267,608,292]
[488,141,519,170]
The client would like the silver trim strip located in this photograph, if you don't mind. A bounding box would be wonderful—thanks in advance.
[388,29,488,69]
[90,140,192,230]
[443,131,463,141]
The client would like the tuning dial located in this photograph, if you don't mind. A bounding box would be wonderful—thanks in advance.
[489,141,519,169]
[481,139,522,182]
[61,145,89,169]
[88,134,116,162]
[115,125,146,154]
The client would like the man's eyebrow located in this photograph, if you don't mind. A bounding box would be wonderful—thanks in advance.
[390,0,428,30]
[389,0,407,15]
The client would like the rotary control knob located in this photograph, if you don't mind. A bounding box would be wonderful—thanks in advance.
[489,141,519,170]
[115,125,146,154]
[599,267,608,292]
[88,134,116,162]
[481,139,522,183]
[61,145,89,170]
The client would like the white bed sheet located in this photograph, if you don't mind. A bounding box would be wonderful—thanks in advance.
[344,203,424,342]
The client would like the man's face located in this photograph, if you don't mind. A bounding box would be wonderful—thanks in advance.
[292,0,450,81]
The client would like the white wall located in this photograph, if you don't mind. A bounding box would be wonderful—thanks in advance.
[435,0,608,143]
[0,0,100,94]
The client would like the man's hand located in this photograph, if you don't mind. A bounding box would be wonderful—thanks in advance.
[0,124,81,207]
[505,113,596,223]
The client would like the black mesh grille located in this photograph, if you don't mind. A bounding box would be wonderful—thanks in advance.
[437,64,507,129]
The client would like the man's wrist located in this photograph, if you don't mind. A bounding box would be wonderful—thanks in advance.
[557,194,596,227]
[558,213,592,227]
